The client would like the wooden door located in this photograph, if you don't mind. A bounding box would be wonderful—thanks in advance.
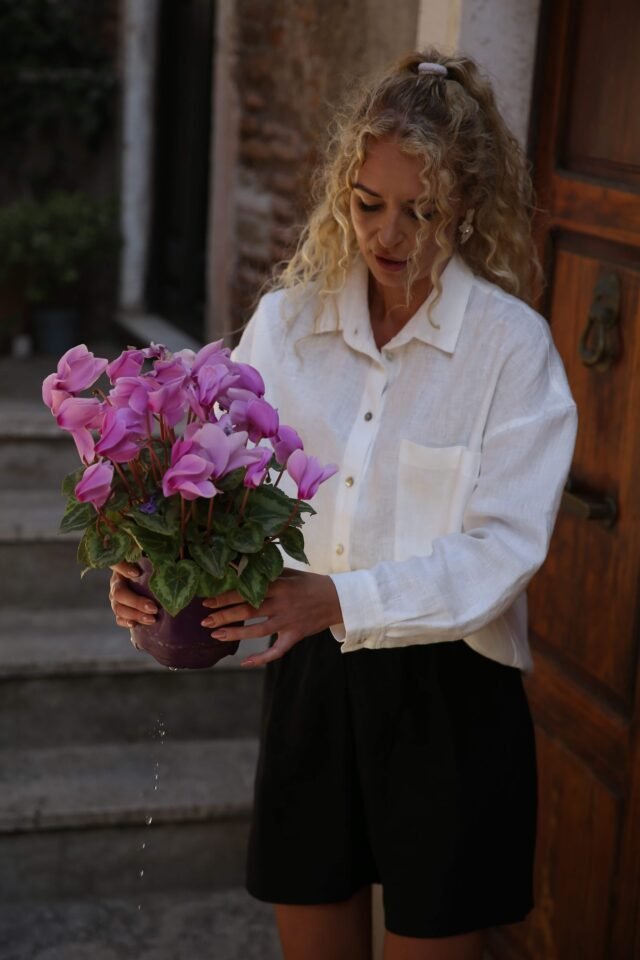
[146,0,215,340]
[488,2,640,958]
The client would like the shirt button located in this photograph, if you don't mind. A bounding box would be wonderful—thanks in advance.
[364,412,373,421]
[384,350,393,361]
[335,543,344,555]
[345,476,354,487]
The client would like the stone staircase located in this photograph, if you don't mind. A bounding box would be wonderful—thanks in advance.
[0,387,281,959]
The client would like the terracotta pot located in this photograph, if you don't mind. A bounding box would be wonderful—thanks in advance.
[128,558,240,669]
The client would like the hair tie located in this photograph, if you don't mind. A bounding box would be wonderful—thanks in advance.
[417,61,448,77]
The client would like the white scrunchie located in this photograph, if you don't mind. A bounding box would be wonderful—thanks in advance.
[417,61,448,77]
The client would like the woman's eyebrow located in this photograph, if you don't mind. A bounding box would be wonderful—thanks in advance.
[352,181,418,203]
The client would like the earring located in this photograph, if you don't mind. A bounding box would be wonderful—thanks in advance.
[458,208,475,244]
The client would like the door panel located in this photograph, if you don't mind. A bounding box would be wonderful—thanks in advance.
[487,0,640,957]
[529,245,640,705]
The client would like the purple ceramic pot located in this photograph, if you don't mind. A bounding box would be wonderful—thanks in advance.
[128,558,240,669]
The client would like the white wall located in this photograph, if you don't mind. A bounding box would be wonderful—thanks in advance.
[417,0,542,149]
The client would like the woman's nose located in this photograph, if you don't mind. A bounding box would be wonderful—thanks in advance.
[377,212,404,248]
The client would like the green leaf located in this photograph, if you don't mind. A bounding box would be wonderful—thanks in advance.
[237,555,270,608]
[279,526,309,564]
[132,505,179,536]
[243,486,295,536]
[59,498,94,534]
[254,541,284,581]
[228,520,265,554]
[211,511,237,535]
[189,537,232,580]
[125,541,142,563]
[61,467,84,497]
[77,530,91,567]
[104,489,130,513]
[124,523,179,565]
[196,566,238,598]
[149,559,200,615]
[215,467,246,492]
[84,527,132,567]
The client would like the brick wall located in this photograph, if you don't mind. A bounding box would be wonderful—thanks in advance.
[230,0,420,333]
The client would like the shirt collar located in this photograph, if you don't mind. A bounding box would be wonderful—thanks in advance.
[315,252,475,356]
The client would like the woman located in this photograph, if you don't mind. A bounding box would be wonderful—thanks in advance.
[110,50,578,960]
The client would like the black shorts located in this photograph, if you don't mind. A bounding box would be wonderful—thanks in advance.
[245,630,537,939]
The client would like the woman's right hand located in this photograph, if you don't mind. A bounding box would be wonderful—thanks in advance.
[109,562,158,630]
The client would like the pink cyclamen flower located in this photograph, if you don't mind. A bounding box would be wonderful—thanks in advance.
[286,449,338,500]
[228,395,279,442]
[109,376,154,417]
[52,344,108,393]
[243,446,273,488]
[188,423,257,478]
[94,407,143,463]
[162,454,217,500]
[42,344,108,416]
[232,362,265,398]
[42,373,71,415]
[147,379,188,428]
[271,425,304,465]
[74,459,114,510]
[106,348,145,383]
[191,339,232,375]
[56,396,104,464]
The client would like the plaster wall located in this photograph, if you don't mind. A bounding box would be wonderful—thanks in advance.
[418,0,542,149]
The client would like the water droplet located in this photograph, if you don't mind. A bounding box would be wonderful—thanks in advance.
[145,816,153,825]
[142,842,146,849]
[139,869,144,877]
[137,904,142,911]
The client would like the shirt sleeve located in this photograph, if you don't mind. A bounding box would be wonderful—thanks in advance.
[328,316,579,652]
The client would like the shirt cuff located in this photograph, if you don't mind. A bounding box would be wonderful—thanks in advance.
[327,569,386,652]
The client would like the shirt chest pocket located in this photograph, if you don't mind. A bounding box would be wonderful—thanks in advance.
[394,440,482,562]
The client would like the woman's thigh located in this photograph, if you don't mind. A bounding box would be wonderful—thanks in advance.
[274,884,373,960]
[383,928,486,960]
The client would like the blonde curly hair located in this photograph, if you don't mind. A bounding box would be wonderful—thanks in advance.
[259,47,542,326]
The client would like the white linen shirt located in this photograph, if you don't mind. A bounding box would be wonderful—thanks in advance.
[231,253,578,672]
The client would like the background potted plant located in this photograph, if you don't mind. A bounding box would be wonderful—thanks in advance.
[0,191,119,355]
[42,340,338,669]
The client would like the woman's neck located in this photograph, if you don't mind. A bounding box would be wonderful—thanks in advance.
[367,272,434,348]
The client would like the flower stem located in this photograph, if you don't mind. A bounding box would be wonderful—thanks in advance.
[273,468,285,489]
[270,499,300,541]
[129,459,148,499]
[206,496,215,540]
[113,462,135,499]
[180,496,186,560]
[239,487,251,519]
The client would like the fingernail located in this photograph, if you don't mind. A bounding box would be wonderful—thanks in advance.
[142,616,155,625]
[211,630,226,639]
[144,604,156,614]
[241,659,256,667]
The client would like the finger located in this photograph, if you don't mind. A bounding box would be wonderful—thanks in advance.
[113,602,157,625]
[110,562,142,580]
[207,620,275,642]
[201,602,270,630]
[111,584,158,615]
[202,590,244,609]
[240,637,294,668]
[115,616,135,629]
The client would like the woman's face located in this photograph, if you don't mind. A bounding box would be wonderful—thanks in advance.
[349,137,460,295]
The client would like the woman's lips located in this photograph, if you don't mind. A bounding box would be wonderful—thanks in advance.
[374,254,407,272]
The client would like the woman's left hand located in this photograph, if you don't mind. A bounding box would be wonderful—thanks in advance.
[201,568,343,667]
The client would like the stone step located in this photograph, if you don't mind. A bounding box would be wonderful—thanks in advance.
[0,401,79,491]
[0,739,259,902]
[0,887,281,960]
[0,609,267,748]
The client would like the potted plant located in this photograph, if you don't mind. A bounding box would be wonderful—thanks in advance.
[0,191,119,354]
[41,340,338,669]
